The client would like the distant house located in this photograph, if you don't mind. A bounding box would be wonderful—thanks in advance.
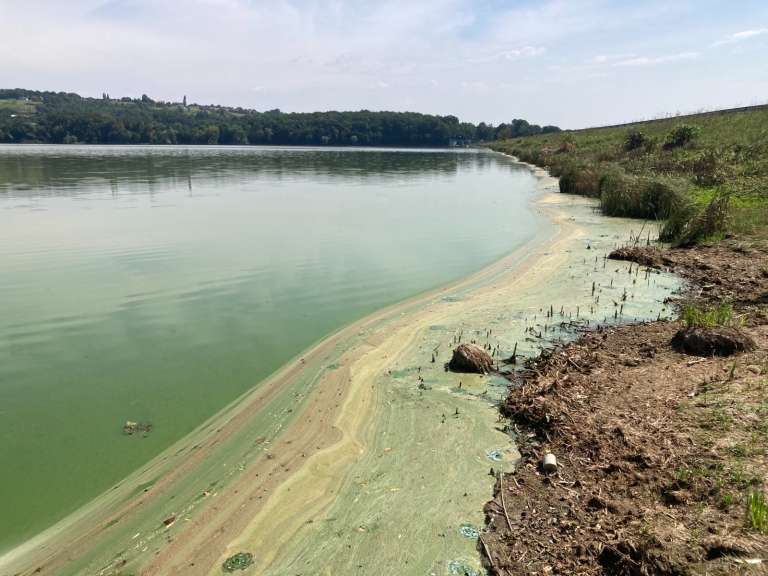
[449,137,472,147]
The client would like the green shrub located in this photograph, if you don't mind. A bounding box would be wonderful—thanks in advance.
[599,169,684,219]
[558,171,575,193]
[548,162,568,177]
[558,165,600,197]
[660,193,730,246]
[664,124,700,149]
[511,147,542,166]
[692,150,725,186]
[643,136,658,153]
[641,179,686,219]
[623,129,647,151]
[599,169,639,216]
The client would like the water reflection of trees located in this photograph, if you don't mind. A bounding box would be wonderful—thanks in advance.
[0,147,529,197]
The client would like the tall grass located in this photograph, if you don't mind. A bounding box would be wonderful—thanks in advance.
[558,165,600,197]
[660,193,730,245]
[599,170,685,220]
[681,303,735,329]
[747,490,768,532]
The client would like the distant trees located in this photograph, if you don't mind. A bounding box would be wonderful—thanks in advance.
[0,89,560,146]
[494,118,560,140]
[475,122,495,141]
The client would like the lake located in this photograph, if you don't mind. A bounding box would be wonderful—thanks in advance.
[0,145,540,552]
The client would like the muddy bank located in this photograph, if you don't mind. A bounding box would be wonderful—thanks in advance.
[482,239,768,575]
[608,240,768,325]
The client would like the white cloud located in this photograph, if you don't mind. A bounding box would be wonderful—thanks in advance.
[497,46,546,60]
[613,52,700,67]
[713,28,768,47]
[590,53,635,64]
[467,46,545,64]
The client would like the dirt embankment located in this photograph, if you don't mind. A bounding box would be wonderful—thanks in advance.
[482,240,768,575]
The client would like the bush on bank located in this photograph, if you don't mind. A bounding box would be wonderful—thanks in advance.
[559,165,601,197]
[599,170,686,220]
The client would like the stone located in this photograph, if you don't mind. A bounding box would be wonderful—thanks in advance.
[448,343,494,373]
[671,327,756,357]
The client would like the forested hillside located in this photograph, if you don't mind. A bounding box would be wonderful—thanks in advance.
[0,89,559,147]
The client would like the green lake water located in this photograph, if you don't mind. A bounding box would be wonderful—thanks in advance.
[0,145,540,552]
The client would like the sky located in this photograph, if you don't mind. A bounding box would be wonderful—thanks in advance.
[1,0,767,128]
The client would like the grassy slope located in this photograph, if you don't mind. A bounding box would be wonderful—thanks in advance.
[0,99,38,115]
[490,105,768,243]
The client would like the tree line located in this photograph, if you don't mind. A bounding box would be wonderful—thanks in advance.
[0,89,560,147]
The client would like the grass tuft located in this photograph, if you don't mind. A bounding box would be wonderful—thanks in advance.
[659,192,730,246]
[747,490,768,532]
[681,303,735,329]
[599,169,686,220]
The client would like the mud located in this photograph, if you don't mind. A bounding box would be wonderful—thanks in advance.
[484,239,768,575]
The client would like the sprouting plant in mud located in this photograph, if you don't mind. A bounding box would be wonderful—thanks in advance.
[681,302,735,329]
[747,490,768,533]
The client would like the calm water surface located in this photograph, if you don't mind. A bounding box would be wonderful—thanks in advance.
[0,145,539,551]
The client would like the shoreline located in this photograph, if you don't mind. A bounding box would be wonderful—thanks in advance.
[0,161,677,576]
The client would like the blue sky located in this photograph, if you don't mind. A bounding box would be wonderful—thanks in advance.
[1,0,766,127]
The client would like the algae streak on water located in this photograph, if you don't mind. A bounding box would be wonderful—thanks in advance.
[0,164,679,576]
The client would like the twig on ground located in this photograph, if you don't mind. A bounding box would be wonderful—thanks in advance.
[499,468,514,533]
[479,533,498,572]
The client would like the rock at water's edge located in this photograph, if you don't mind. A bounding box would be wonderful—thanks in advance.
[449,343,494,373]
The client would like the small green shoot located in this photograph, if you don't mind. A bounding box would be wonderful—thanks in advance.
[746,490,768,532]
[719,491,734,509]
